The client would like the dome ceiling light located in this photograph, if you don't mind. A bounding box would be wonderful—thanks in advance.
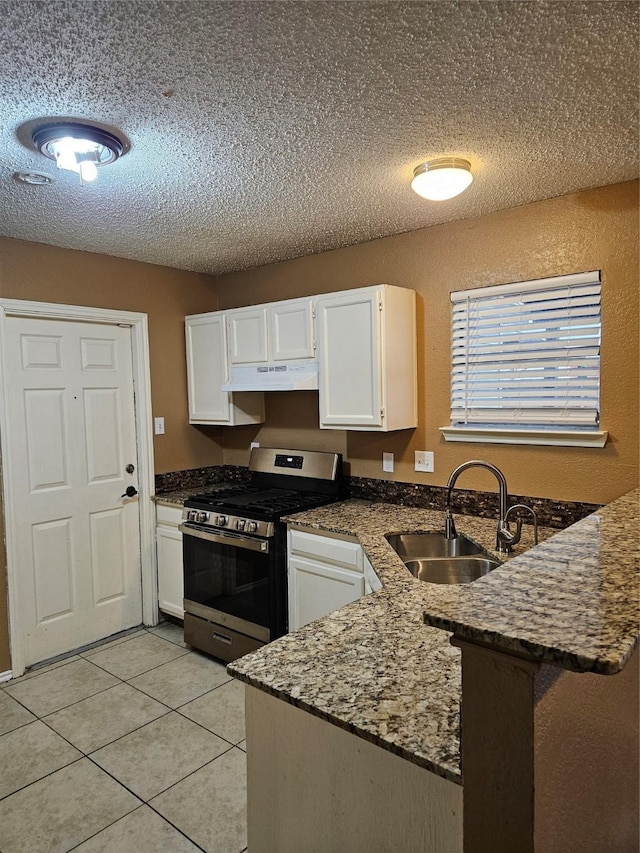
[411,157,473,201]
[31,122,125,185]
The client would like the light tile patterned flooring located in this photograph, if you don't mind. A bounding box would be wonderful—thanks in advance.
[0,622,248,853]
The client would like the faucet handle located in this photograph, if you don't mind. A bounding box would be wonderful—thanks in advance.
[505,504,538,545]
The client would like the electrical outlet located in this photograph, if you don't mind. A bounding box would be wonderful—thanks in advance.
[154,417,165,435]
[382,452,394,473]
[415,450,434,472]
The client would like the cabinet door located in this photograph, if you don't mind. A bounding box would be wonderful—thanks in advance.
[227,307,269,364]
[268,298,316,361]
[185,314,231,424]
[288,555,365,631]
[317,289,383,428]
[157,525,184,619]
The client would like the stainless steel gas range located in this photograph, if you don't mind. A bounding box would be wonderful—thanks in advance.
[179,447,344,663]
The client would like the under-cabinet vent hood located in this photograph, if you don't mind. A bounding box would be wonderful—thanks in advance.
[222,362,319,392]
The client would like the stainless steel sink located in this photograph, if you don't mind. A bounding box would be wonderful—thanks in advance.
[405,556,501,585]
[386,531,484,559]
[386,531,501,584]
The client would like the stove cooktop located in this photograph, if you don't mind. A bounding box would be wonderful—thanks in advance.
[184,487,337,521]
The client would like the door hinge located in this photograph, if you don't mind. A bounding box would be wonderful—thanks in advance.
[311,305,316,319]
[312,338,317,351]
[380,408,385,419]
[378,297,383,311]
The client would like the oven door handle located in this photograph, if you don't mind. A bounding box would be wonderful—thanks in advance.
[179,523,270,553]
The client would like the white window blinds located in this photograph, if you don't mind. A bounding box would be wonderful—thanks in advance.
[450,270,601,428]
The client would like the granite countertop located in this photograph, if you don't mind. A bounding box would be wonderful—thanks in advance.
[229,490,639,784]
[153,484,231,507]
[420,488,640,675]
[229,500,554,784]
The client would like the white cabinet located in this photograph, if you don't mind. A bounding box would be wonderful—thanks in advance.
[227,297,316,365]
[268,298,316,361]
[288,526,379,631]
[316,284,417,431]
[227,306,269,364]
[156,504,184,619]
[185,311,265,425]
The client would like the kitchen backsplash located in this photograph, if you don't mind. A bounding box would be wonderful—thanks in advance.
[155,466,601,530]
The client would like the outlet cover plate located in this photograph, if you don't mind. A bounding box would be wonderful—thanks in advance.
[382,452,394,473]
[154,417,165,435]
[415,451,434,472]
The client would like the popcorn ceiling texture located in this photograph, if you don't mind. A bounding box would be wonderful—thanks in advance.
[0,1,637,275]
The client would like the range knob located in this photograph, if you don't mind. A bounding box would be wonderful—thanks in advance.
[187,510,198,522]
[235,519,246,531]
[215,515,228,527]
[247,521,258,534]
[197,511,209,523]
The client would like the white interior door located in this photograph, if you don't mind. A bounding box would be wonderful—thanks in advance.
[5,316,142,666]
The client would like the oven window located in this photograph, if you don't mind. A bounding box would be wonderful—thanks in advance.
[183,532,271,629]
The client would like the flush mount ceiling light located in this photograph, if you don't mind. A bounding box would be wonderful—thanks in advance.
[411,157,473,201]
[32,122,125,185]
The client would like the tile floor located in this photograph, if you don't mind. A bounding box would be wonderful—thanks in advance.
[0,622,248,853]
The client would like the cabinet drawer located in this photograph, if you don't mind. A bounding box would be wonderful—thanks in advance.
[156,503,183,527]
[289,528,363,571]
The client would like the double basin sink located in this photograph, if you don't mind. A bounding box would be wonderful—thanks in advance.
[386,532,501,585]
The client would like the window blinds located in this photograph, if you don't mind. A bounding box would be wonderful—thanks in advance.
[450,270,601,428]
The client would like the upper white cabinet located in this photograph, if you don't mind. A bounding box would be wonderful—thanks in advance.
[317,284,417,431]
[227,306,269,365]
[227,297,316,365]
[185,311,265,425]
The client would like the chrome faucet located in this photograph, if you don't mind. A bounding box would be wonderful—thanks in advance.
[445,460,524,553]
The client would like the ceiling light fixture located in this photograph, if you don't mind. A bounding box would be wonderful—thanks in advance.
[411,157,473,201]
[32,122,125,185]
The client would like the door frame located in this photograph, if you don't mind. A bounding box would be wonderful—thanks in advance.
[0,299,158,676]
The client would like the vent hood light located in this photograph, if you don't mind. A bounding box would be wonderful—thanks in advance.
[411,158,473,201]
[32,122,125,185]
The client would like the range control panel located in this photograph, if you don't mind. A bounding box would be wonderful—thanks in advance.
[274,454,304,470]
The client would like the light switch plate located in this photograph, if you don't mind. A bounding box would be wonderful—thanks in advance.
[382,452,394,473]
[154,417,165,435]
[415,450,434,472]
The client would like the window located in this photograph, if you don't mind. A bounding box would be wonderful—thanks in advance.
[440,270,607,447]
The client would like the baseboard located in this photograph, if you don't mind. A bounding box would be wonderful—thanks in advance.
[0,669,13,683]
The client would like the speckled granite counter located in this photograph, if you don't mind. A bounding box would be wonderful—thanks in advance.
[421,488,640,675]
[229,491,639,784]
[229,500,553,784]
[153,483,231,507]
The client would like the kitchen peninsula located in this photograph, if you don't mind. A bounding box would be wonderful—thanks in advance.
[229,489,640,853]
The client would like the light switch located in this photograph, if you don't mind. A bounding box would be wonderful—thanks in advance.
[415,451,434,472]
[154,417,165,435]
[382,452,394,473]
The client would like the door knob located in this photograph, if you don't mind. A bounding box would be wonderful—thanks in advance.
[121,486,138,498]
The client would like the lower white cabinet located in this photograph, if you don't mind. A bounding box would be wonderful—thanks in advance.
[288,526,379,631]
[156,504,184,619]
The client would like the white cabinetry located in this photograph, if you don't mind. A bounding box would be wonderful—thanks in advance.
[316,284,417,431]
[185,311,265,425]
[288,526,380,631]
[227,297,316,365]
[156,504,184,619]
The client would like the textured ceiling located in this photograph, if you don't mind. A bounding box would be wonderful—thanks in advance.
[0,1,637,276]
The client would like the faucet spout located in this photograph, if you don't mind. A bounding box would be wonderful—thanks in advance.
[445,460,513,553]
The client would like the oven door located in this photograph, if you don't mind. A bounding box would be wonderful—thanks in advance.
[180,524,272,642]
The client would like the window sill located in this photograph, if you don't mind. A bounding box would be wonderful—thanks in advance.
[439,426,608,448]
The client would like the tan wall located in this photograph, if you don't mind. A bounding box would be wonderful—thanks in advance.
[0,238,222,473]
[217,180,639,505]
[0,238,222,671]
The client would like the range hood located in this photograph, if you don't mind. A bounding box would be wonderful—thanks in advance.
[222,362,319,392]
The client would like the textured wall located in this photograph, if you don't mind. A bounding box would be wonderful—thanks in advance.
[0,239,221,671]
[217,181,639,505]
